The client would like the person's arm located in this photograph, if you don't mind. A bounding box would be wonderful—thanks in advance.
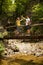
[20,17,26,21]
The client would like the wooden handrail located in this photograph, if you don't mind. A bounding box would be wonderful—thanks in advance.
[5,23,43,28]
[32,23,43,26]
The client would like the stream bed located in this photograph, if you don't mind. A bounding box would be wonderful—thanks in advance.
[0,39,43,65]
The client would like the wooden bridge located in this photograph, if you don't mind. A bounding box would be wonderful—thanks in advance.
[3,35,43,39]
[2,23,43,39]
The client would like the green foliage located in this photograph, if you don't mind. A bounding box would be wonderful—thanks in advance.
[15,0,32,16]
[0,33,4,38]
[0,28,8,38]
[2,0,16,16]
[0,41,5,53]
[31,3,43,35]
[31,26,43,35]
[32,3,43,23]
[3,30,8,37]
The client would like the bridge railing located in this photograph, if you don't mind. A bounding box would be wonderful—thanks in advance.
[5,23,43,29]
[1,23,43,39]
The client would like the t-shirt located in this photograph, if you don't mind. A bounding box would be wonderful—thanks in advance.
[16,20,21,26]
[26,18,30,25]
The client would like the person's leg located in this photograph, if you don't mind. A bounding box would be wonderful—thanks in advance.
[16,26,20,34]
[27,29,30,34]
[27,25,30,34]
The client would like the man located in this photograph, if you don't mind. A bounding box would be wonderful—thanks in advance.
[25,15,31,34]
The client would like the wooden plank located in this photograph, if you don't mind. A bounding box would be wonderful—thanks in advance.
[3,35,43,39]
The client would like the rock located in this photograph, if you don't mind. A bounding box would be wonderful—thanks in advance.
[27,51,32,55]
[3,39,43,57]
[35,52,43,57]
[4,51,8,55]
[15,52,20,54]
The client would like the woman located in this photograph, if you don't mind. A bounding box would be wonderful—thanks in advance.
[16,17,21,34]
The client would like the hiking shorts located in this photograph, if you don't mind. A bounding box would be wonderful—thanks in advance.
[17,26,21,32]
[26,25,31,30]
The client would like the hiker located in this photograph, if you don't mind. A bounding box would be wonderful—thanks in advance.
[25,15,31,34]
[16,17,21,34]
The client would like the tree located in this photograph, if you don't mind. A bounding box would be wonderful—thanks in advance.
[2,0,16,16]
[32,3,43,23]
[31,3,43,35]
